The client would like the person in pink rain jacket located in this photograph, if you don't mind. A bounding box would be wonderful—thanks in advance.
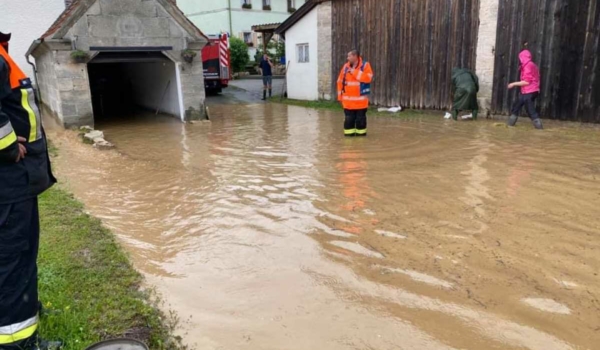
[507,49,543,129]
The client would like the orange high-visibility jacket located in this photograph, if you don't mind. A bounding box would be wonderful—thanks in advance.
[336,59,374,110]
[0,45,55,204]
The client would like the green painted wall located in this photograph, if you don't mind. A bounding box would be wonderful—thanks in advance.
[178,0,306,39]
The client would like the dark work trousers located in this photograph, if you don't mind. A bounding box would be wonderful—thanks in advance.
[0,199,40,349]
[511,92,540,120]
[344,109,368,136]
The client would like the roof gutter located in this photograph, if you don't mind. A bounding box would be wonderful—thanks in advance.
[25,39,43,59]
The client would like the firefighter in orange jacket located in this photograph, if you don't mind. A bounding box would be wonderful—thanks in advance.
[0,32,58,350]
[337,50,374,136]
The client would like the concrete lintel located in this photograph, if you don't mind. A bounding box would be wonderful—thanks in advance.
[44,39,73,51]
[186,40,207,51]
[161,50,179,63]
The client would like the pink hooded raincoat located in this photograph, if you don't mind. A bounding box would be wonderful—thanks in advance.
[519,50,540,94]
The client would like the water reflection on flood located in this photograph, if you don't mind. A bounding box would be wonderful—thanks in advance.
[47,104,600,350]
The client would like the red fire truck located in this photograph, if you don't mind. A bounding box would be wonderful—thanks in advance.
[202,33,231,94]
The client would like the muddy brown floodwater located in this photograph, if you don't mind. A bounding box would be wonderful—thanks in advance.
[46,104,600,350]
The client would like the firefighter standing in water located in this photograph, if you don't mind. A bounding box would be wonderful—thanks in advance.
[337,50,374,136]
[0,32,59,350]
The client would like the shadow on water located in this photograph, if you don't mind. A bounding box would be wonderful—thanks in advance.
[47,104,600,350]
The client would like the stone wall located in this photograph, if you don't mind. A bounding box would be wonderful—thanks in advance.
[172,51,206,121]
[54,51,94,127]
[67,0,189,51]
[475,0,499,116]
[35,46,61,117]
[317,1,333,100]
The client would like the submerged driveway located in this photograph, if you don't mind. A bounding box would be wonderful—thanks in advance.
[48,103,600,350]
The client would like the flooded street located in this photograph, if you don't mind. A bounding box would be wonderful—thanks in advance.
[46,103,599,350]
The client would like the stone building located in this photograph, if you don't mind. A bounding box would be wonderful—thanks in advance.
[27,0,209,127]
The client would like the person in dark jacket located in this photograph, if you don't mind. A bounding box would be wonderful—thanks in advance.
[0,32,59,350]
[451,68,479,121]
[259,53,273,100]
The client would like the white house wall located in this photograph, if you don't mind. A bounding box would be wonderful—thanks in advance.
[285,7,318,101]
[0,0,65,79]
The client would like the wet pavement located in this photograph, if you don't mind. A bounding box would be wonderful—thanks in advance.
[46,104,600,350]
[206,78,285,105]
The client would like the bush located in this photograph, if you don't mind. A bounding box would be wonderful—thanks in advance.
[230,37,250,73]
[255,39,283,63]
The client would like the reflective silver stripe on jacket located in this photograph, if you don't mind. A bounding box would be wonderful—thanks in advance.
[0,121,14,139]
[27,88,42,141]
[0,315,38,335]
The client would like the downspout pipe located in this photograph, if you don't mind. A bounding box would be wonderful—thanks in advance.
[228,0,233,36]
[25,39,43,106]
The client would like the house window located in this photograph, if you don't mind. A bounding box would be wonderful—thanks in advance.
[241,0,252,9]
[243,32,253,45]
[288,0,296,12]
[263,0,271,10]
[297,43,309,63]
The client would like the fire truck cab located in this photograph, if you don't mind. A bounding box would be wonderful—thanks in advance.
[203,33,231,94]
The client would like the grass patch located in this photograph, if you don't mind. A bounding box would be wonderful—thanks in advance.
[38,187,182,349]
[269,97,430,118]
[46,139,59,157]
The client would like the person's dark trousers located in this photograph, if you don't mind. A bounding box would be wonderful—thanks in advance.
[0,199,40,349]
[508,92,542,128]
[344,109,368,136]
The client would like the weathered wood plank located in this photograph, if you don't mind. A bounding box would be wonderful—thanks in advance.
[492,0,600,122]
[330,0,479,110]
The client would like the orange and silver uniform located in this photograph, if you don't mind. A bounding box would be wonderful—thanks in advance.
[337,59,374,136]
[0,40,55,350]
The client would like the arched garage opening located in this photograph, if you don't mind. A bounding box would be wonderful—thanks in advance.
[87,50,184,123]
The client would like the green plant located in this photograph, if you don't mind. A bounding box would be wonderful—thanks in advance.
[275,40,285,62]
[70,50,89,62]
[255,40,280,62]
[230,37,250,73]
[181,49,197,63]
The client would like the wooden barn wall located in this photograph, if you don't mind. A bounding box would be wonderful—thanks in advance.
[492,0,600,122]
[331,0,480,109]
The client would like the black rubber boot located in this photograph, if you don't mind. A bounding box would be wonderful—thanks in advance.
[532,118,544,130]
[261,90,266,101]
[472,110,478,120]
[35,340,64,350]
[268,89,272,97]
[507,115,519,127]
[452,110,459,121]
[3,332,63,350]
